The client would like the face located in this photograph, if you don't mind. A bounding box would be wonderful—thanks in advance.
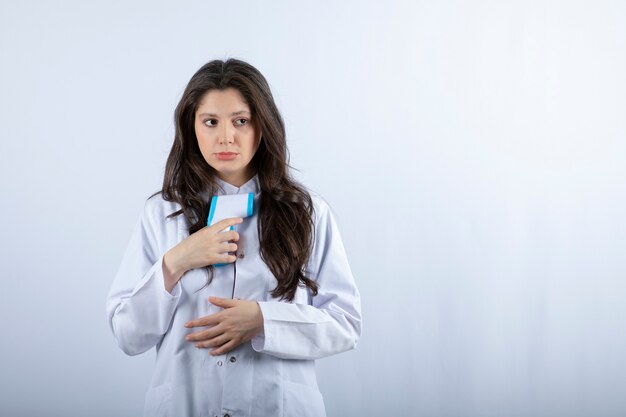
[194,87,262,187]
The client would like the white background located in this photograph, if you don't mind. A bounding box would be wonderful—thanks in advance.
[1,1,625,416]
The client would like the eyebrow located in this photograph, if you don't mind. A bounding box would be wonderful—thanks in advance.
[198,110,251,117]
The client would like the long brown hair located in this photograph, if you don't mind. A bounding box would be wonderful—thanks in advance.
[150,58,318,302]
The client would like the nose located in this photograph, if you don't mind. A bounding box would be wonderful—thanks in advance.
[218,124,234,145]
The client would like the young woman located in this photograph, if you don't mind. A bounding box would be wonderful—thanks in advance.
[106,58,361,417]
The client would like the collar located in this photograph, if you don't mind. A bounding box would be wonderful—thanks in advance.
[212,173,261,196]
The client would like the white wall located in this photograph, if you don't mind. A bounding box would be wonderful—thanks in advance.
[1,1,625,416]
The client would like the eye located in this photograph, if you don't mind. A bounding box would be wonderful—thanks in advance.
[203,119,217,127]
[235,118,248,126]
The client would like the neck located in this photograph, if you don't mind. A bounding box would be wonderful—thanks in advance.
[217,169,256,188]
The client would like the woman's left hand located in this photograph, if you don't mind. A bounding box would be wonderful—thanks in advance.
[184,297,264,355]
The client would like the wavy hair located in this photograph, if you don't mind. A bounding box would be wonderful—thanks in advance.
[150,58,318,302]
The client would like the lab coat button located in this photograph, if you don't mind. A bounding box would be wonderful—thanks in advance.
[217,360,223,366]
[229,356,237,363]
[224,414,231,417]
[238,252,245,259]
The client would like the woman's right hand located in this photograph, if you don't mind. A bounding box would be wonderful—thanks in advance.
[162,217,243,292]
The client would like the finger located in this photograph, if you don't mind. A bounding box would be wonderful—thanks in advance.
[217,230,240,244]
[212,217,243,232]
[194,333,230,349]
[209,296,238,308]
[186,323,225,342]
[210,339,239,356]
[220,242,238,253]
[184,312,223,328]
[216,253,237,264]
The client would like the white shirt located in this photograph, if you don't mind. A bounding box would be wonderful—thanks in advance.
[106,174,362,417]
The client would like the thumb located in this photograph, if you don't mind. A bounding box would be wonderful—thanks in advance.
[208,296,237,308]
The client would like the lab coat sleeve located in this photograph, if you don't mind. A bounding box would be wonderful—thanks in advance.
[251,197,362,360]
[106,197,182,356]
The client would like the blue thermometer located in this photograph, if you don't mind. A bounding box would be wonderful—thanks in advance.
[207,192,255,267]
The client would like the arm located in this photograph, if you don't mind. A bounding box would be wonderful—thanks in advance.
[251,197,362,360]
[105,197,183,356]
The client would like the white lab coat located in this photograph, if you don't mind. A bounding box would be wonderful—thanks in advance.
[106,174,362,417]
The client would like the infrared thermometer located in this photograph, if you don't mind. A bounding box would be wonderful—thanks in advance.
[206,192,255,267]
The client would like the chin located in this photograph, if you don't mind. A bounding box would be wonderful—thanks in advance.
[214,166,242,176]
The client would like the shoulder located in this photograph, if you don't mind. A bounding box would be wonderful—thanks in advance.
[308,190,333,224]
[142,191,183,227]
[306,190,342,235]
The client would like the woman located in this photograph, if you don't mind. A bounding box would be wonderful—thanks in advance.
[106,58,361,417]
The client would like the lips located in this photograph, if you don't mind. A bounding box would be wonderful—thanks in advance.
[215,152,239,161]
